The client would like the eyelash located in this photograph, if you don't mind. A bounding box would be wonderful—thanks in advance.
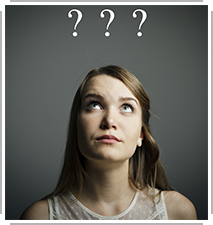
[86,101,134,112]
[122,104,134,112]
[86,101,103,110]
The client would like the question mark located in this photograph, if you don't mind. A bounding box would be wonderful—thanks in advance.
[100,9,115,37]
[132,9,147,37]
[68,9,83,37]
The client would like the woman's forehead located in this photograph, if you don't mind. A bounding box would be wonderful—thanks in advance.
[82,75,136,99]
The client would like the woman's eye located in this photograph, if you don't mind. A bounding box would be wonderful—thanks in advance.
[87,102,102,110]
[120,104,133,113]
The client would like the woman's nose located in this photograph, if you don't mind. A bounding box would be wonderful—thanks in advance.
[100,109,117,130]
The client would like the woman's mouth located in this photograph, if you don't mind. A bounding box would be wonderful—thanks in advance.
[96,135,121,144]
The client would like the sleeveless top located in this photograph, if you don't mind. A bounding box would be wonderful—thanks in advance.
[47,189,169,220]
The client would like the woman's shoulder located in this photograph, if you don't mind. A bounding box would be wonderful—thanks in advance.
[20,199,49,220]
[163,190,197,220]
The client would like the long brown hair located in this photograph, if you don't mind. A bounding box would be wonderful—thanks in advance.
[46,65,172,198]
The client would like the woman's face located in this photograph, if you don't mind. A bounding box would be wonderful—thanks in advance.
[77,75,143,164]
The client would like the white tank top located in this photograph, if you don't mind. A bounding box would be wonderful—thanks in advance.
[47,189,169,220]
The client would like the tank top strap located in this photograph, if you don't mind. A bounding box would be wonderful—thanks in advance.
[47,197,55,220]
[160,191,169,219]
[47,196,66,220]
[148,190,168,220]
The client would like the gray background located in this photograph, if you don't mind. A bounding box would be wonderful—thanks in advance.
[6,5,207,220]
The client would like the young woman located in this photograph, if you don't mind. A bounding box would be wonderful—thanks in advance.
[20,65,197,220]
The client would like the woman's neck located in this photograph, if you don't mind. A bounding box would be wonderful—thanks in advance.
[75,159,137,216]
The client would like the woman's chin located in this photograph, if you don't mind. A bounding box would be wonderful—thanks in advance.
[83,150,132,165]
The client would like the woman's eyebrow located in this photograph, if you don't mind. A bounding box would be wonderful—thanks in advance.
[83,93,104,101]
[83,93,138,105]
[119,97,139,105]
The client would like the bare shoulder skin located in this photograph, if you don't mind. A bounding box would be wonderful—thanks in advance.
[20,200,49,220]
[163,191,197,220]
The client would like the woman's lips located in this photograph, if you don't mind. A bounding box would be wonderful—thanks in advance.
[96,135,121,144]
